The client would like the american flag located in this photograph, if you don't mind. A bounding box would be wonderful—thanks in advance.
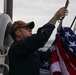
[50,26,76,75]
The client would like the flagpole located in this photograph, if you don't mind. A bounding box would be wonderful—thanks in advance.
[56,0,69,38]
[73,22,76,33]
[70,16,76,28]
[60,0,69,21]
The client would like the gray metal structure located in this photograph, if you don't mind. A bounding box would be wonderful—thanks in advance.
[4,0,13,20]
[0,13,12,75]
[0,0,13,75]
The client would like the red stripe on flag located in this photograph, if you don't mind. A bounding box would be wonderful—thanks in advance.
[55,37,76,75]
[50,49,59,64]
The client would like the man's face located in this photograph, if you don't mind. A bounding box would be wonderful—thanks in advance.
[15,26,32,40]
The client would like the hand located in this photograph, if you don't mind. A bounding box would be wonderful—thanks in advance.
[49,7,68,25]
[54,7,68,20]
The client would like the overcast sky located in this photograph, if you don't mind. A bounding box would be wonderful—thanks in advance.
[0,0,76,40]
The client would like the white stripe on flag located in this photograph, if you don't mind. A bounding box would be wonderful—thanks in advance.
[56,45,69,75]
[50,61,61,75]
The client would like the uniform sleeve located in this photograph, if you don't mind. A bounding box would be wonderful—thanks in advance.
[34,49,51,63]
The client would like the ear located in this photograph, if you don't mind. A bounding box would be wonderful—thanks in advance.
[15,30,21,36]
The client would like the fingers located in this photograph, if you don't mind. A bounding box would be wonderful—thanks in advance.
[54,7,68,20]
[59,7,68,15]
[60,7,68,15]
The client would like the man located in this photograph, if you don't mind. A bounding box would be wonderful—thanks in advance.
[8,7,68,75]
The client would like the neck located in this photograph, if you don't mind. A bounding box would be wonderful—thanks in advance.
[16,37,22,41]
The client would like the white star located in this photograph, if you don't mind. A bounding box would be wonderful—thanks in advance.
[69,41,76,47]
[43,61,49,68]
[65,32,71,39]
